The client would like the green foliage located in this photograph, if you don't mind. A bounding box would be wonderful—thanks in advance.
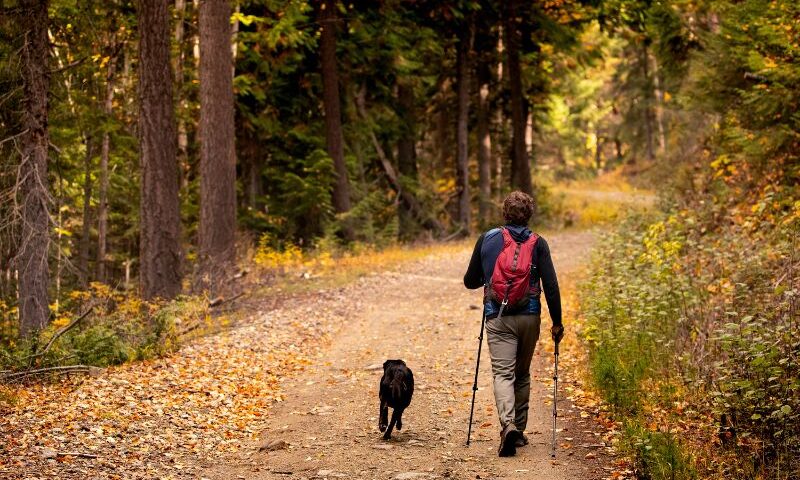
[0,288,209,373]
[581,212,686,414]
[64,325,132,366]
[624,423,696,480]
[580,197,800,478]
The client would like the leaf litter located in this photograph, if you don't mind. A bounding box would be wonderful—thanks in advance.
[1,234,627,479]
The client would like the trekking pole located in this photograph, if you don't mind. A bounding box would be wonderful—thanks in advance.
[551,341,559,458]
[466,312,486,446]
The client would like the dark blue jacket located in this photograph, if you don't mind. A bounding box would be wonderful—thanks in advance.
[463,225,562,325]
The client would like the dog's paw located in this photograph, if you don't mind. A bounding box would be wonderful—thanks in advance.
[382,433,391,441]
[397,420,402,430]
[379,423,387,433]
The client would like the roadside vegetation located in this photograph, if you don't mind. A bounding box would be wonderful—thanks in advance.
[577,0,799,477]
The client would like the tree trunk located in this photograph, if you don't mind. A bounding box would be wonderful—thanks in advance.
[198,0,237,291]
[17,0,51,337]
[495,27,504,201]
[476,77,492,221]
[175,0,190,192]
[319,0,353,240]
[652,54,667,156]
[455,22,473,234]
[504,0,532,196]
[640,41,655,162]
[97,53,116,283]
[436,98,450,175]
[239,131,264,211]
[396,82,418,235]
[79,136,94,287]
[137,0,182,300]
[595,130,604,173]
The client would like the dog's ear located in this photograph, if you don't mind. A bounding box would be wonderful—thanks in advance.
[383,360,391,371]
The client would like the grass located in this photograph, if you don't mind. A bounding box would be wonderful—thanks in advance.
[624,423,697,480]
[251,238,471,294]
[541,170,655,229]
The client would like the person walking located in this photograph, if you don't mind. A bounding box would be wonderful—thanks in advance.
[463,191,564,457]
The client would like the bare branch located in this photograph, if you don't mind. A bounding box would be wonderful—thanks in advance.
[50,56,87,74]
[1,365,98,383]
[27,307,93,363]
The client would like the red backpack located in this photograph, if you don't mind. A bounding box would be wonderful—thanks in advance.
[486,228,539,311]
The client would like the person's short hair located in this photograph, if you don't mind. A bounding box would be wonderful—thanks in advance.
[502,191,535,225]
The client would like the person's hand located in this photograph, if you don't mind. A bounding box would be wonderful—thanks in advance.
[551,324,564,343]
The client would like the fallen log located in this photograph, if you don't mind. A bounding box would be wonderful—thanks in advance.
[1,365,99,383]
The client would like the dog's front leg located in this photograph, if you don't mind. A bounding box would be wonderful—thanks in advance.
[379,398,388,432]
[396,409,403,431]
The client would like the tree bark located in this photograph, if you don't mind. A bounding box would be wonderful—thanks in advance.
[79,135,94,287]
[137,0,182,300]
[318,0,353,240]
[476,71,492,221]
[17,0,51,337]
[239,131,264,211]
[504,0,532,196]
[97,52,116,283]
[455,22,473,234]
[640,41,655,162]
[396,82,418,235]
[651,53,667,156]
[198,0,237,291]
[495,26,504,200]
[175,0,189,192]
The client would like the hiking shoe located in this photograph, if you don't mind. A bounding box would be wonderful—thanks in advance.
[515,433,529,448]
[498,424,521,457]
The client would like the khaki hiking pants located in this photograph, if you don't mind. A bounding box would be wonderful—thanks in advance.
[485,314,541,432]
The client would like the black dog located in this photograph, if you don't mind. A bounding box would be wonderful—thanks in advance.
[379,359,414,440]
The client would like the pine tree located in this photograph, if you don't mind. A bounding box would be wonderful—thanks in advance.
[504,0,533,196]
[17,0,51,336]
[318,0,353,240]
[198,0,237,290]
[137,0,182,299]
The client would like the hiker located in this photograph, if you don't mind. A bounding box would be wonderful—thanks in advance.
[463,191,564,457]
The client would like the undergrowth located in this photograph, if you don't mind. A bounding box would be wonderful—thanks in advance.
[0,284,211,381]
[579,201,799,479]
[251,232,467,292]
[546,171,654,229]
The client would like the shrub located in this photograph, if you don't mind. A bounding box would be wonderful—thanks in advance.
[0,285,209,375]
[579,205,800,479]
[624,424,696,480]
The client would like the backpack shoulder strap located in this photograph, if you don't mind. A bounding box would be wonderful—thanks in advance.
[527,232,540,269]
[527,232,539,247]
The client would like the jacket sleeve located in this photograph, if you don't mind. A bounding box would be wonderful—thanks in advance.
[463,233,485,289]
[536,238,562,326]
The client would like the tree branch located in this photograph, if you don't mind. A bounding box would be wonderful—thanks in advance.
[1,365,97,383]
[50,57,88,75]
[27,308,93,363]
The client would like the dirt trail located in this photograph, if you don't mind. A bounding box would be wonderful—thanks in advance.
[0,229,614,479]
[203,229,612,480]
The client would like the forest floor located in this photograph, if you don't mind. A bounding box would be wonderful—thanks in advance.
[1,221,633,479]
